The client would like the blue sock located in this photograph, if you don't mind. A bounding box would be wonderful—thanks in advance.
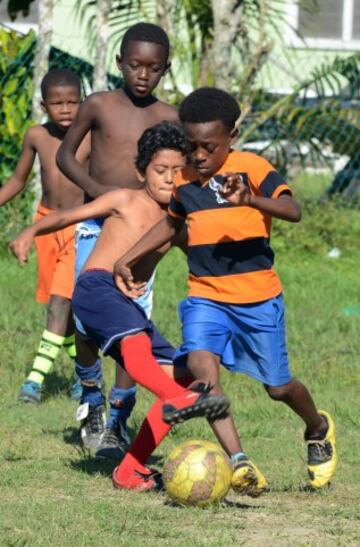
[231,451,248,464]
[107,385,137,428]
[75,359,105,407]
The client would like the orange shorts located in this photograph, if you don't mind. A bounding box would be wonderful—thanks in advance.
[34,204,75,304]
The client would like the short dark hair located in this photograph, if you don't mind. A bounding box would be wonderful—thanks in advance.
[41,69,81,100]
[135,121,187,174]
[120,22,170,60]
[179,87,241,131]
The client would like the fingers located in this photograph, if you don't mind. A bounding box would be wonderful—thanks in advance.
[9,240,28,265]
[113,263,147,298]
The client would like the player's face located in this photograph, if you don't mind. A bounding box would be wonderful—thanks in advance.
[117,41,169,98]
[42,86,81,131]
[143,149,186,205]
[184,120,238,180]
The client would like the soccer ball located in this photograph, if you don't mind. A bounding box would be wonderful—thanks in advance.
[163,439,233,506]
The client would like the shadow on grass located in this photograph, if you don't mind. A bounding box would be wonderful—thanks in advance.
[163,498,260,510]
[63,426,82,447]
[43,371,73,399]
[69,456,116,477]
[40,426,83,448]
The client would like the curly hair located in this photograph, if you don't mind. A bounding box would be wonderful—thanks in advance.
[41,69,81,100]
[120,22,170,60]
[135,121,187,174]
[179,87,241,130]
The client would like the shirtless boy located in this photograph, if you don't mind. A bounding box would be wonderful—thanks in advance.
[56,22,179,455]
[11,121,230,492]
[0,69,89,404]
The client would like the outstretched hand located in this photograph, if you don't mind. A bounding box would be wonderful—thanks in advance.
[220,173,251,206]
[9,229,34,265]
[113,260,147,298]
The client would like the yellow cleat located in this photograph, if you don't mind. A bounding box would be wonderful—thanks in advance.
[231,458,267,497]
[307,410,337,489]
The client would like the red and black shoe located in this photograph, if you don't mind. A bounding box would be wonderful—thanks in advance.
[162,382,230,425]
[112,465,163,492]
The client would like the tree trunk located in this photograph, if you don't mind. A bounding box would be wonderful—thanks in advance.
[93,0,112,92]
[211,0,244,90]
[32,0,53,208]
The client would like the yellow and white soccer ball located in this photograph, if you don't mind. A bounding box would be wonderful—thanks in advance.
[163,439,232,506]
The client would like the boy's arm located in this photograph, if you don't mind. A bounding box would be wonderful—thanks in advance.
[113,214,184,294]
[171,224,188,255]
[0,129,36,206]
[221,173,301,222]
[10,189,127,264]
[57,95,113,198]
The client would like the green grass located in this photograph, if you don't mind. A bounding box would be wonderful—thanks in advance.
[1,178,360,545]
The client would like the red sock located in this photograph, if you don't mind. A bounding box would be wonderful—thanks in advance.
[114,375,194,483]
[120,335,186,400]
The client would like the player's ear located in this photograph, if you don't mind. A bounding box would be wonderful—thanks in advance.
[135,167,145,184]
[40,101,47,114]
[230,127,239,146]
[116,54,122,71]
[163,61,171,75]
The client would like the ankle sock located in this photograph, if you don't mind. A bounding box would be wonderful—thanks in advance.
[76,359,104,407]
[107,385,137,428]
[230,451,248,464]
[28,330,64,385]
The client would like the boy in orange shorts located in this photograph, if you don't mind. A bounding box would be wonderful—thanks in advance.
[0,69,90,403]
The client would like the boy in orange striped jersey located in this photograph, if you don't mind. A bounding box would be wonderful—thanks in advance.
[114,87,337,491]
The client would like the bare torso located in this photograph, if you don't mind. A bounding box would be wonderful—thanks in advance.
[84,188,176,278]
[85,89,178,190]
[33,123,89,209]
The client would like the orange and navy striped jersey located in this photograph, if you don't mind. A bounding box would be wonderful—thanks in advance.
[168,150,292,304]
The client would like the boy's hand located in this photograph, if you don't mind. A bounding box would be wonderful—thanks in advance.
[220,173,251,206]
[113,261,147,298]
[9,229,34,265]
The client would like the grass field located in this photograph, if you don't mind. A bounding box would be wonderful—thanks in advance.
[1,174,360,546]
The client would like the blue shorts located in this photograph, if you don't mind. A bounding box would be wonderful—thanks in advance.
[72,269,176,365]
[174,295,291,387]
[74,219,155,335]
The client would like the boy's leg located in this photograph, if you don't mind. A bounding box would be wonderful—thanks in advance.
[18,295,72,403]
[264,380,336,488]
[74,224,138,436]
[187,350,267,497]
[113,367,194,491]
[61,312,84,401]
[120,333,230,424]
[74,329,106,451]
[95,364,136,461]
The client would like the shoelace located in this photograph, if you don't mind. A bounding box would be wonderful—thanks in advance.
[135,469,160,482]
[307,438,331,463]
[88,407,104,433]
[102,428,119,447]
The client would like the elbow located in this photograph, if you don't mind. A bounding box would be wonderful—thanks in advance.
[288,200,302,222]
[291,207,302,223]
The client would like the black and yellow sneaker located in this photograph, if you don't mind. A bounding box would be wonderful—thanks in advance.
[306,410,337,489]
[231,455,268,497]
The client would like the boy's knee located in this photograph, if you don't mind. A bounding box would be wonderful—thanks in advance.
[188,350,220,385]
[264,383,291,401]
